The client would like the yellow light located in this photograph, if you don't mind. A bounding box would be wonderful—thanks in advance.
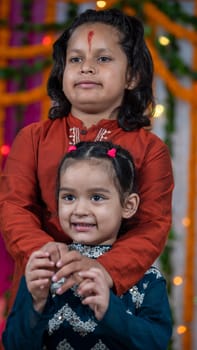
[182,217,191,227]
[154,104,165,118]
[173,276,183,286]
[158,36,170,46]
[97,1,106,8]
[177,325,187,335]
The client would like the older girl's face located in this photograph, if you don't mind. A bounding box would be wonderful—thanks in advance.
[63,22,132,124]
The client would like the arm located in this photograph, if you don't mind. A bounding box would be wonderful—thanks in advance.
[0,126,55,264]
[98,139,174,295]
[99,276,172,350]
[2,277,53,350]
[71,268,172,350]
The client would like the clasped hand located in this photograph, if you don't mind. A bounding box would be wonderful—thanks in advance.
[25,242,112,320]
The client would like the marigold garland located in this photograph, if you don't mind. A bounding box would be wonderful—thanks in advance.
[40,0,57,121]
[182,2,197,348]
[0,0,11,155]
[147,39,197,105]
[144,3,197,44]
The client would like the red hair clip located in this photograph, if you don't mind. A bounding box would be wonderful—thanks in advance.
[107,148,116,158]
[68,145,77,152]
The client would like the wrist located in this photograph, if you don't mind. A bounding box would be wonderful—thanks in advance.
[33,297,47,313]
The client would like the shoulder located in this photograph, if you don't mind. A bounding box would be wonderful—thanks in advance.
[13,118,67,147]
[125,267,166,306]
[135,266,166,291]
[18,118,64,136]
[116,128,171,170]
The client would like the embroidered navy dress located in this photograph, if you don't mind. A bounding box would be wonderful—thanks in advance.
[3,244,172,350]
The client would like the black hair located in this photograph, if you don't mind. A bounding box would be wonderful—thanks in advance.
[57,141,137,205]
[47,8,154,131]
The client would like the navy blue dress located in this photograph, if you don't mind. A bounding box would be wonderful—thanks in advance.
[3,243,172,349]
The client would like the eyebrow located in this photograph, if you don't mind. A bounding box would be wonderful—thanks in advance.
[59,186,111,193]
[67,48,113,55]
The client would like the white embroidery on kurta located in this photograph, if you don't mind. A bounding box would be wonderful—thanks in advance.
[126,309,133,315]
[48,303,97,336]
[145,267,162,279]
[69,127,80,144]
[128,286,145,308]
[94,128,111,141]
[69,128,111,145]
[91,339,110,349]
[56,338,74,350]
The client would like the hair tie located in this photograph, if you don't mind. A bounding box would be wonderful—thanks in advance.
[107,148,116,158]
[68,145,77,152]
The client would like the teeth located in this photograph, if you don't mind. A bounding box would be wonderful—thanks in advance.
[73,223,94,227]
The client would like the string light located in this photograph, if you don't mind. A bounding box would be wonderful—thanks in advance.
[173,276,183,286]
[182,217,191,227]
[96,1,106,8]
[158,35,170,46]
[154,104,165,118]
[176,325,187,335]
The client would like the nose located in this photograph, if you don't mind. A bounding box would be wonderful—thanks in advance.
[80,59,96,74]
[73,198,89,216]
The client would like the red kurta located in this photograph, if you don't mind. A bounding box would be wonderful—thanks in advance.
[0,114,174,307]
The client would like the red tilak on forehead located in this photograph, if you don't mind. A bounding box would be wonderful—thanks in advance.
[87,30,94,51]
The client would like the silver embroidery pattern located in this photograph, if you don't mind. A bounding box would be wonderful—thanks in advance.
[145,267,162,279]
[48,303,97,336]
[128,286,145,309]
[68,243,111,258]
[91,339,110,350]
[126,309,133,315]
[56,338,74,350]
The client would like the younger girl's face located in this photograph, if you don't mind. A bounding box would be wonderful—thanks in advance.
[58,160,129,246]
[63,22,132,123]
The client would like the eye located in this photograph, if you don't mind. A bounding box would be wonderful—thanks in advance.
[69,57,82,63]
[62,194,76,201]
[91,194,105,202]
[97,56,112,63]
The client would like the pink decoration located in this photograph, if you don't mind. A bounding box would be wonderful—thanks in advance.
[68,145,77,152]
[107,148,116,158]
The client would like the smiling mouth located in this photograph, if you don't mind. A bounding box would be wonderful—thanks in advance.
[71,223,96,231]
[72,223,95,227]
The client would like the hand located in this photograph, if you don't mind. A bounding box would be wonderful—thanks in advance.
[52,250,113,294]
[25,250,55,312]
[41,242,69,266]
[77,268,110,320]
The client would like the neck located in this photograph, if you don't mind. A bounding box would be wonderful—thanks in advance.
[71,108,119,128]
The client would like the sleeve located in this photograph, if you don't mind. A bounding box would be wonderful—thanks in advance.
[99,277,172,350]
[2,277,53,350]
[0,126,54,266]
[98,140,174,295]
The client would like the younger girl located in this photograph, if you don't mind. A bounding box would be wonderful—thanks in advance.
[3,141,172,350]
[0,8,174,309]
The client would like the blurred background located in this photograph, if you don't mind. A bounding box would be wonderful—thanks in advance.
[0,0,196,349]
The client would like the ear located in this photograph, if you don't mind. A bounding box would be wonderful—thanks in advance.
[122,193,140,219]
[125,70,138,90]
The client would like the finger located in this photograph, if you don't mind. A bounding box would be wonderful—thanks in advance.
[55,275,77,295]
[56,250,81,268]
[26,257,55,274]
[41,242,62,264]
[56,243,69,264]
